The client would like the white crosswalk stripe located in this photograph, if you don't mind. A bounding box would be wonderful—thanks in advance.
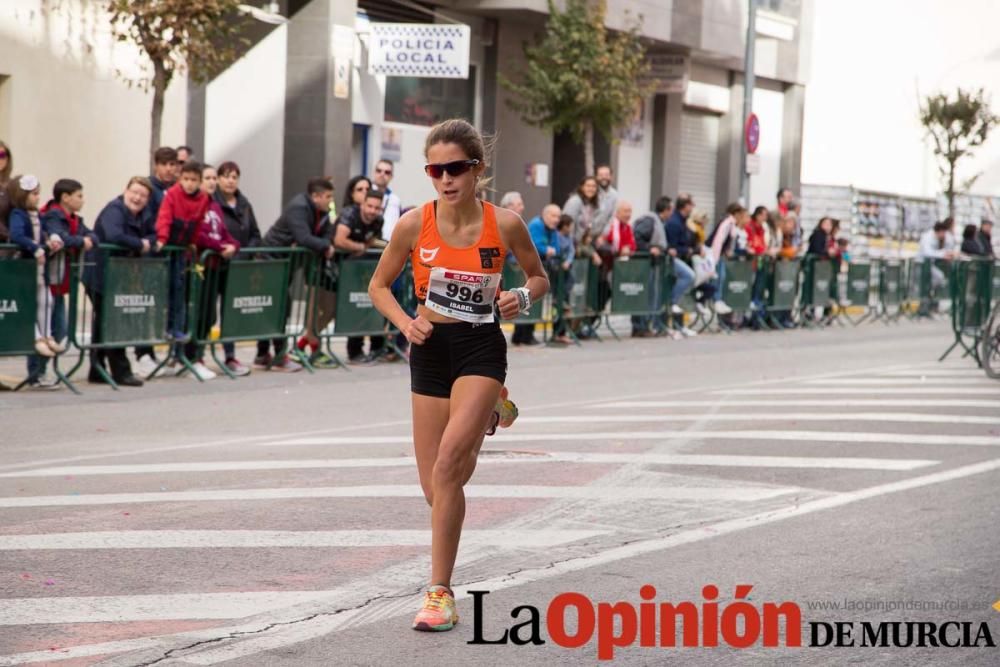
[0,483,801,508]
[0,451,938,478]
[259,430,1000,447]
[804,378,995,386]
[714,387,990,395]
[0,529,608,551]
[595,399,1000,408]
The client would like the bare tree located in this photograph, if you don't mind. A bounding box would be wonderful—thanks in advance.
[107,0,248,164]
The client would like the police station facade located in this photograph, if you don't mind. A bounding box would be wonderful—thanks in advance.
[188,0,812,230]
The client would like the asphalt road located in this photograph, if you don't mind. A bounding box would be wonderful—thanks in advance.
[0,319,998,666]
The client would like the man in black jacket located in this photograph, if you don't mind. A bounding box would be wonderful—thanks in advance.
[978,220,995,258]
[85,177,157,387]
[334,190,386,363]
[254,178,336,372]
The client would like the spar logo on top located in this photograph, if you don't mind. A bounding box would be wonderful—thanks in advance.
[368,23,471,79]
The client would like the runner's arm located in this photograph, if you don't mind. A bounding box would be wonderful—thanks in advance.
[368,208,420,332]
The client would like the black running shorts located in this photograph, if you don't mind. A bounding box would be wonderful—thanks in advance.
[409,320,508,398]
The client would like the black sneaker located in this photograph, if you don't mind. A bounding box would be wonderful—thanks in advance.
[348,353,374,365]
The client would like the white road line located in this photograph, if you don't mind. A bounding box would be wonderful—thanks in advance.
[518,412,1000,426]
[595,399,1000,409]
[877,370,984,377]
[262,430,1000,447]
[0,591,333,626]
[714,387,989,395]
[0,529,606,551]
[0,484,799,509]
[0,451,938,478]
[546,452,936,471]
[29,456,1000,666]
[804,378,994,386]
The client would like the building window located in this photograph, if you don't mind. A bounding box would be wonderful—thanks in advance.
[384,66,476,127]
[758,0,800,18]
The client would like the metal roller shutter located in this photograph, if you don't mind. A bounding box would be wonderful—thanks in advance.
[679,110,720,224]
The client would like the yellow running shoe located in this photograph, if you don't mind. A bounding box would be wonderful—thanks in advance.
[487,386,518,436]
[412,585,458,632]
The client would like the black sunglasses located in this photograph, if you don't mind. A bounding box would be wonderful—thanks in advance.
[424,159,480,179]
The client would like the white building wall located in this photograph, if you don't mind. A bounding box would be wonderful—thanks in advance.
[205,26,287,229]
[749,87,784,210]
[616,96,654,214]
[0,1,186,220]
[802,0,1000,200]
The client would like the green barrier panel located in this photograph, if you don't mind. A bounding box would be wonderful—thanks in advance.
[334,257,386,335]
[992,261,1000,304]
[880,262,902,308]
[0,257,38,355]
[941,259,994,363]
[566,258,591,318]
[845,262,872,306]
[610,255,653,315]
[502,263,544,323]
[961,260,992,330]
[805,259,834,307]
[586,261,604,314]
[722,259,754,311]
[398,261,419,314]
[219,258,291,340]
[100,256,170,345]
[909,260,931,301]
[767,259,800,310]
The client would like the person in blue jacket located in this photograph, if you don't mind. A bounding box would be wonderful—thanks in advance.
[528,203,561,260]
[84,177,157,387]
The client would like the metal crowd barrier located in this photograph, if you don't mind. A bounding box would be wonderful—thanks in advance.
[182,247,316,379]
[9,240,996,393]
[941,258,994,364]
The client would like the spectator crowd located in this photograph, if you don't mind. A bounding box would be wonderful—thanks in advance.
[0,137,995,391]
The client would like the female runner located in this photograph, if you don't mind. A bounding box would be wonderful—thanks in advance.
[368,119,549,632]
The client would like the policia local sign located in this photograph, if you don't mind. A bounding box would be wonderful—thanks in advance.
[368,23,471,78]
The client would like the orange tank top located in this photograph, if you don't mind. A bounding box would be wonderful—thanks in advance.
[411,200,507,302]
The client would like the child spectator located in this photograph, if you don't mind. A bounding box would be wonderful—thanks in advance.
[181,164,240,380]
[747,206,769,330]
[155,161,210,344]
[7,174,65,387]
[37,178,98,383]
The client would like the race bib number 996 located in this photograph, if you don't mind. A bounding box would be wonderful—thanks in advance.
[424,267,500,323]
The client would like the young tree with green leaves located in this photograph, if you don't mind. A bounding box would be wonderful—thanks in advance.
[107,0,248,164]
[919,87,998,217]
[500,0,651,175]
